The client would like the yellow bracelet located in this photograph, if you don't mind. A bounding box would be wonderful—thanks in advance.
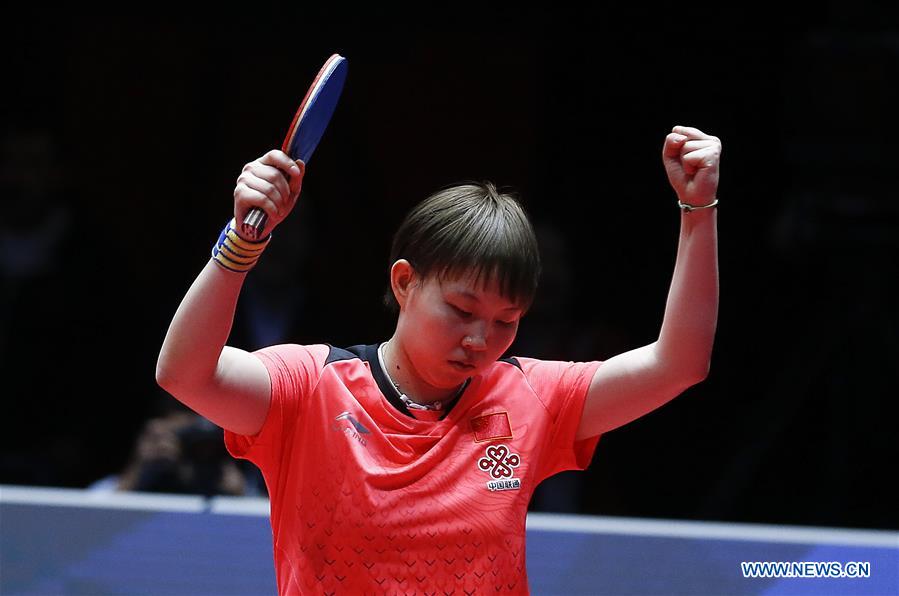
[678,199,719,212]
[211,218,272,273]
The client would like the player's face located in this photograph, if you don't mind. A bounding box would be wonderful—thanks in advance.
[400,268,523,388]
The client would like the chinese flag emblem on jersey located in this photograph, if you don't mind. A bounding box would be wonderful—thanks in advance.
[470,412,513,442]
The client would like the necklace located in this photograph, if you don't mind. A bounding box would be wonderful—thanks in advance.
[377,342,469,412]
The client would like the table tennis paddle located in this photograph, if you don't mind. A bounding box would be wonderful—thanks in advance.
[241,53,348,239]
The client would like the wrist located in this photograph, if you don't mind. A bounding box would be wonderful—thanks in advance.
[211,218,272,273]
[678,198,718,212]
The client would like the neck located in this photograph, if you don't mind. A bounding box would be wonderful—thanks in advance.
[381,337,460,406]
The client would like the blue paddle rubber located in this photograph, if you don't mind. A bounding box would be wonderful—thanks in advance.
[285,57,348,164]
[241,54,348,240]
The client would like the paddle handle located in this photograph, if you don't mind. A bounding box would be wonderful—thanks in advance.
[239,159,304,240]
[241,209,268,240]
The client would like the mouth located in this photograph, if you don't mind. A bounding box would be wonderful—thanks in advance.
[449,360,476,371]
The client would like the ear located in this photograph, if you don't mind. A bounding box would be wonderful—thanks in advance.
[389,259,418,310]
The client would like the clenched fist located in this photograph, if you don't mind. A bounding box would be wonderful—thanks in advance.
[662,125,721,207]
[234,150,305,238]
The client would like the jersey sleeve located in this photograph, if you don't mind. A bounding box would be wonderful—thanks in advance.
[516,357,603,484]
[223,343,328,477]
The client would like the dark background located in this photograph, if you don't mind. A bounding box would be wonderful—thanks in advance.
[3,17,897,530]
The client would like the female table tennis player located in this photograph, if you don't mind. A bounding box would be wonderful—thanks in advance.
[156,125,720,594]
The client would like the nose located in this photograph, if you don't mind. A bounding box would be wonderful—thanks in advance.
[462,331,487,351]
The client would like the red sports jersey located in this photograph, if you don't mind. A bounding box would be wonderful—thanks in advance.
[225,343,603,595]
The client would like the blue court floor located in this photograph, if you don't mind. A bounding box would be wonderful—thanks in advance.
[1,485,896,595]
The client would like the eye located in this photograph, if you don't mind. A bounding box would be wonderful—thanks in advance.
[449,304,472,318]
[497,319,517,328]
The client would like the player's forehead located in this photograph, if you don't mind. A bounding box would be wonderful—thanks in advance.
[433,268,522,311]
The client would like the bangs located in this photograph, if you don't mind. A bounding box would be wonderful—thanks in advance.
[433,207,539,310]
[386,182,541,313]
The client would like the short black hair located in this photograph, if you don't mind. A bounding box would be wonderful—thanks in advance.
[383,181,541,313]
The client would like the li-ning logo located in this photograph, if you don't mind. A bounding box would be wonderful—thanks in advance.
[478,444,521,491]
[332,411,370,447]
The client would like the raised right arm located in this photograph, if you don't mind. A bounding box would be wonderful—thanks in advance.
[155,150,305,436]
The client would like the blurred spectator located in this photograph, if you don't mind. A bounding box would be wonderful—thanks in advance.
[89,400,253,497]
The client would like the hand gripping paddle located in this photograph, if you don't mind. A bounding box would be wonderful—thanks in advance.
[241,53,348,239]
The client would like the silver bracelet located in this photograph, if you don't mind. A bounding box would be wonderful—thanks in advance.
[678,198,719,212]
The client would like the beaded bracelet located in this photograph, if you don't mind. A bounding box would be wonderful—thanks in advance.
[211,218,272,273]
[678,198,719,212]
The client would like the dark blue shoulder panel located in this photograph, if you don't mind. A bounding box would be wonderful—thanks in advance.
[324,344,368,366]
[499,356,522,370]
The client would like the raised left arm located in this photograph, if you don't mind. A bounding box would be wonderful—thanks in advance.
[576,126,720,440]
